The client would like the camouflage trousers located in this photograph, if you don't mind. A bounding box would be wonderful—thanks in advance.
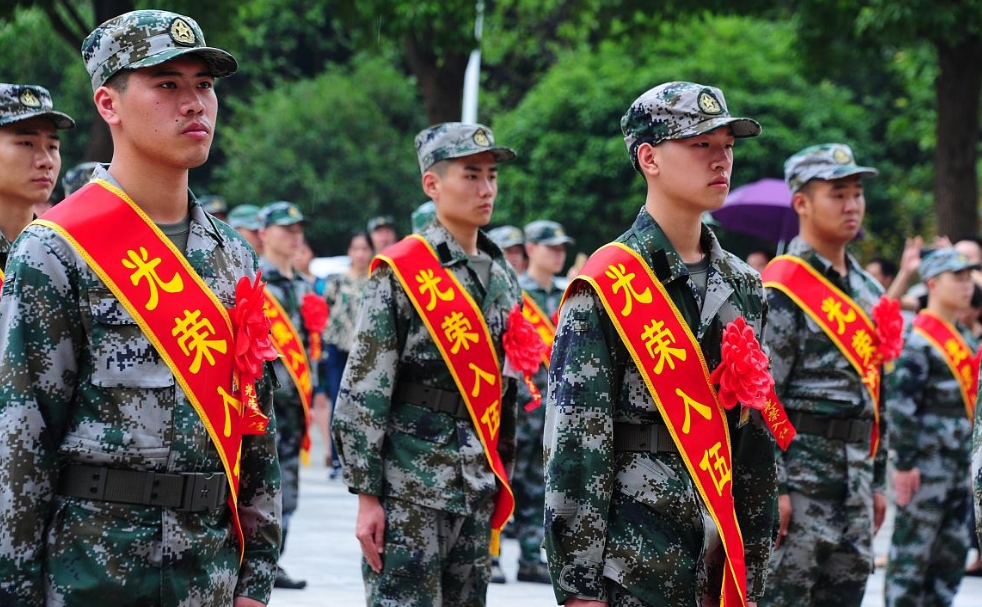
[362,495,494,607]
[760,489,873,607]
[274,395,302,546]
[884,452,971,607]
[511,402,545,563]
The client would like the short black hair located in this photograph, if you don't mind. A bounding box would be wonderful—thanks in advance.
[104,70,131,93]
[868,257,897,280]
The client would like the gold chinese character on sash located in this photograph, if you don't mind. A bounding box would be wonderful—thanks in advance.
[677,387,713,434]
[122,247,184,311]
[218,386,242,437]
[944,339,968,365]
[699,441,732,497]
[821,297,856,335]
[442,311,479,354]
[960,364,974,390]
[173,309,228,373]
[605,263,652,316]
[852,329,874,367]
[469,362,496,397]
[481,400,501,438]
[642,319,687,374]
[416,269,455,311]
[270,322,293,348]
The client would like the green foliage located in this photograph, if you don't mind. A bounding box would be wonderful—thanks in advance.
[214,55,425,255]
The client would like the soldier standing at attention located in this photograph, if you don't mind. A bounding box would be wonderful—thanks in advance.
[258,200,317,590]
[759,144,896,607]
[0,84,74,272]
[544,82,782,607]
[228,203,264,255]
[333,122,526,606]
[884,248,979,607]
[508,219,573,584]
[0,11,281,605]
[488,225,528,274]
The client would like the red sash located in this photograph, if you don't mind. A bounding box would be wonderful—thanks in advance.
[262,289,313,464]
[911,310,979,420]
[37,180,253,558]
[372,235,514,555]
[521,291,555,368]
[566,242,748,607]
[762,255,882,456]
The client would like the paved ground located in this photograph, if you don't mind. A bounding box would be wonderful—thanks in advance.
[272,438,982,606]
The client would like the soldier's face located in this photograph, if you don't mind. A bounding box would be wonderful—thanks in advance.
[370,226,397,251]
[527,243,567,275]
[502,244,527,273]
[236,227,262,253]
[103,56,218,170]
[426,152,498,230]
[794,176,865,244]
[0,117,61,205]
[648,127,734,212]
[930,269,974,310]
[261,223,303,260]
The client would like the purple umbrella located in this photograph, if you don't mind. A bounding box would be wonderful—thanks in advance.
[711,178,797,245]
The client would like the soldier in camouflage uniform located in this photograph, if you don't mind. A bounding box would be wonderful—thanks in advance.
[760,144,886,607]
[229,203,264,254]
[333,122,521,606]
[884,248,979,607]
[508,219,574,584]
[62,162,99,197]
[258,200,313,590]
[368,214,398,252]
[0,84,74,269]
[544,81,777,607]
[0,11,281,606]
[488,224,527,274]
[975,383,982,548]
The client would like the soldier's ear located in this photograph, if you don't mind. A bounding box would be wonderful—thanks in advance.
[93,86,121,127]
[636,142,659,178]
[791,191,809,217]
[421,171,440,199]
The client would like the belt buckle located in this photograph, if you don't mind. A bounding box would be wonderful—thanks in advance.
[180,473,223,512]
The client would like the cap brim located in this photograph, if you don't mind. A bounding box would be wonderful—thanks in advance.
[536,236,575,246]
[0,111,75,130]
[448,146,517,165]
[817,165,880,181]
[127,47,238,79]
[677,116,762,140]
[269,217,307,227]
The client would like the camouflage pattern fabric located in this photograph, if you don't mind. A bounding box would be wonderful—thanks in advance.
[760,236,887,607]
[363,495,495,607]
[323,272,370,353]
[0,228,11,273]
[414,122,516,174]
[61,162,99,197]
[510,272,564,564]
[0,83,74,129]
[332,220,521,603]
[974,389,982,548]
[543,208,777,605]
[0,165,281,605]
[783,144,879,194]
[81,10,237,91]
[884,325,975,606]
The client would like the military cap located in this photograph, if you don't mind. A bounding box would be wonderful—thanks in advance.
[198,194,228,216]
[525,220,574,246]
[487,225,525,250]
[414,122,516,174]
[411,201,437,234]
[81,10,237,91]
[784,143,878,194]
[367,215,395,233]
[919,247,981,281]
[227,204,262,231]
[62,162,99,196]
[0,84,74,130]
[621,81,760,170]
[260,201,306,227]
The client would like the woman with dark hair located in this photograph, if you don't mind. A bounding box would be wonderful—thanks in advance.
[322,231,374,478]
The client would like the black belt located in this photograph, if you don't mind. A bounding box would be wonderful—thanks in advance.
[395,382,470,420]
[613,423,678,453]
[59,464,228,512]
[789,411,871,443]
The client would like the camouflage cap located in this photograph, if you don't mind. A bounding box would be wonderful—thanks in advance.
[367,215,395,232]
[411,201,436,234]
[62,162,99,196]
[486,225,524,249]
[0,84,75,130]
[919,247,981,280]
[260,201,306,227]
[621,81,760,170]
[784,143,878,194]
[525,220,574,246]
[81,10,237,91]
[227,204,262,231]
[414,122,516,174]
[198,194,228,215]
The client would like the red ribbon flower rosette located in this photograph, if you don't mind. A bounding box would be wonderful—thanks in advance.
[710,317,774,411]
[871,296,903,365]
[300,293,329,361]
[503,304,549,411]
[227,271,279,434]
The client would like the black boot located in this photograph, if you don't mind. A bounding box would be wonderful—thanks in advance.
[489,557,507,584]
[274,566,308,589]
[516,560,551,584]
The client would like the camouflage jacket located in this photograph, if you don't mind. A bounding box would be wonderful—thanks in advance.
[0,167,281,606]
[974,386,982,546]
[888,321,977,471]
[332,221,521,515]
[323,272,370,353]
[764,236,887,495]
[518,272,564,400]
[0,226,12,271]
[544,208,777,604]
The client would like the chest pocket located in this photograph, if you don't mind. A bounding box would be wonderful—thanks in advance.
[87,289,176,389]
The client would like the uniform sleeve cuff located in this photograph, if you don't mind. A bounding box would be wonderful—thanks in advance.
[554,563,607,603]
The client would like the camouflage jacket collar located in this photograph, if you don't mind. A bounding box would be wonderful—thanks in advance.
[0,227,10,255]
[518,271,563,296]
[421,220,504,267]
[258,256,301,285]
[785,236,864,287]
[629,206,733,283]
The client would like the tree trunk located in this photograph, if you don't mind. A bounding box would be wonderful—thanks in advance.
[404,33,470,125]
[933,34,982,239]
